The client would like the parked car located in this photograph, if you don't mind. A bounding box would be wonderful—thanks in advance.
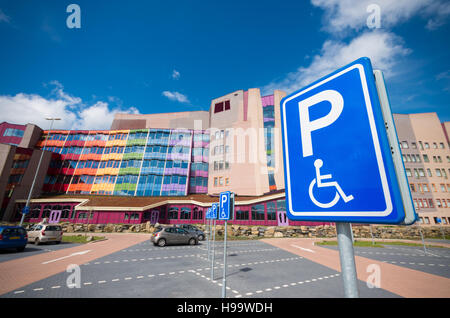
[27,224,63,245]
[0,226,28,252]
[175,224,205,241]
[151,227,198,247]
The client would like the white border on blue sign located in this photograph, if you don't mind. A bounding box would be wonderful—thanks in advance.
[282,63,393,217]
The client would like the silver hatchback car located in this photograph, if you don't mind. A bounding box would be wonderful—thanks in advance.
[151,227,198,247]
[27,224,63,245]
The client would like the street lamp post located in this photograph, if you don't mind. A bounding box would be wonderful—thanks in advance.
[19,118,61,226]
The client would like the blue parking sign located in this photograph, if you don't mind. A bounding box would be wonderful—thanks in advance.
[211,203,218,219]
[280,57,405,224]
[22,206,30,215]
[219,192,231,220]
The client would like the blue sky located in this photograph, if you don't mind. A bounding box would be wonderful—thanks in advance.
[0,0,449,129]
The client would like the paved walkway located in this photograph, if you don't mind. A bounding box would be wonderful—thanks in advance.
[0,233,149,295]
[262,238,450,298]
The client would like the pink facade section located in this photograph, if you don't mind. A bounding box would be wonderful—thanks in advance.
[261,94,274,107]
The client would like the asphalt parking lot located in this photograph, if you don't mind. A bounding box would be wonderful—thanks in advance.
[0,242,82,263]
[320,244,450,278]
[2,239,400,298]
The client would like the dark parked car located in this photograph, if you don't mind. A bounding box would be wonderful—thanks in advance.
[151,227,198,247]
[175,224,205,241]
[0,226,28,252]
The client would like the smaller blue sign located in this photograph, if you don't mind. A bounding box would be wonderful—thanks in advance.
[206,208,212,219]
[211,203,218,219]
[219,191,231,220]
[22,206,30,215]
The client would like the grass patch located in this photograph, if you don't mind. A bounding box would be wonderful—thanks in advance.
[62,235,106,244]
[316,240,449,249]
[380,241,448,249]
[210,235,263,241]
[316,240,385,248]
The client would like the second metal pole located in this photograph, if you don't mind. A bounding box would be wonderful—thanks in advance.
[336,222,359,298]
[222,220,228,298]
[211,218,216,280]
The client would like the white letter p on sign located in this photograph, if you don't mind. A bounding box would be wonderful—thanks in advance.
[299,90,344,157]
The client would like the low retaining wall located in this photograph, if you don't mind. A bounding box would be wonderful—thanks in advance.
[2,221,448,240]
[54,222,450,240]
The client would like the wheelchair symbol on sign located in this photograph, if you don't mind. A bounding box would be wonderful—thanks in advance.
[308,159,354,208]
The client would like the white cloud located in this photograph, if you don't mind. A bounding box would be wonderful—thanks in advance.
[263,31,410,94]
[162,90,189,103]
[0,9,10,23]
[172,69,180,80]
[311,0,449,34]
[0,81,139,130]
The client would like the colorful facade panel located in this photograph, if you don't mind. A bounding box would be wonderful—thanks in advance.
[39,128,209,197]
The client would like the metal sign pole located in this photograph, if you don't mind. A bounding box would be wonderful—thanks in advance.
[418,225,427,254]
[336,222,359,298]
[370,225,375,245]
[207,217,211,260]
[222,220,228,298]
[350,223,354,243]
[211,218,216,280]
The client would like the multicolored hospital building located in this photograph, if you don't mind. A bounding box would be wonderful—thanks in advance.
[0,88,449,227]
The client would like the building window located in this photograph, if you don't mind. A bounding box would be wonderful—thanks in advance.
[251,204,265,221]
[418,169,425,177]
[410,184,415,192]
[424,217,430,224]
[235,210,249,220]
[423,154,429,162]
[439,142,445,149]
[193,207,203,220]
[428,199,434,208]
[401,141,408,149]
[3,128,24,138]
[224,100,231,110]
[61,206,71,219]
[168,207,179,219]
[214,102,224,113]
[406,169,412,177]
[267,202,276,221]
[424,142,430,149]
[411,142,417,149]
[180,207,191,220]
